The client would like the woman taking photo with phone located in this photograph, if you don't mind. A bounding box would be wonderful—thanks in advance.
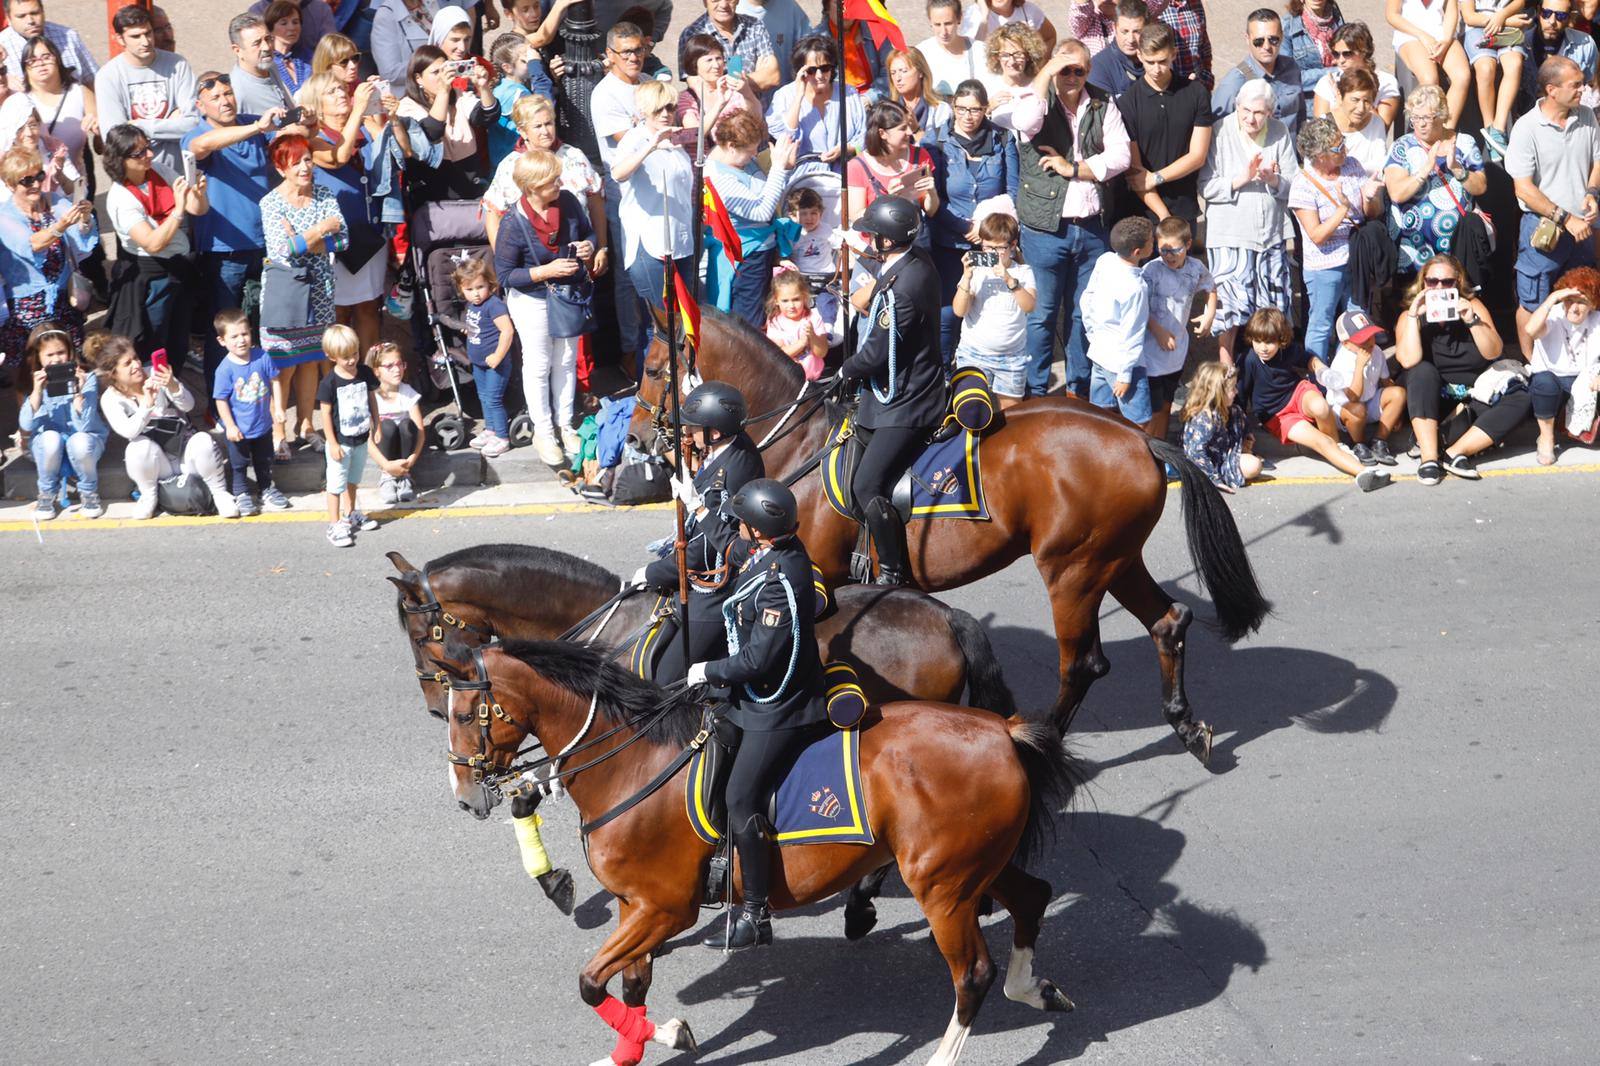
[0,146,98,367]
[18,321,106,520]
[846,100,941,245]
[612,81,695,330]
[677,34,761,145]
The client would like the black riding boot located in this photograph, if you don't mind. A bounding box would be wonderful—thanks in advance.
[864,496,909,586]
[707,816,773,949]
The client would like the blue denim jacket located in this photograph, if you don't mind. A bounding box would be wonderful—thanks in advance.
[1282,10,1342,101]
[0,196,100,322]
[19,374,107,440]
[928,121,1019,250]
[369,120,440,226]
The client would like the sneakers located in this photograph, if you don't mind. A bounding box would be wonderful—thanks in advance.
[261,485,292,511]
[1355,468,1392,492]
[236,492,261,517]
[131,491,160,519]
[469,428,494,449]
[34,493,57,520]
[79,491,104,519]
[213,487,242,519]
[534,434,565,465]
[1352,442,1376,466]
[1370,439,1398,466]
[1481,126,1509,161]
[397,477,417,503]
[1417,460,1444,486]
[481,435,510,457]
[560,427,582,455]
[350,509,379,531]
[327,518,354,547]
[384,276,415,319]
[379,475,400,506]
[1443,452,1481,480]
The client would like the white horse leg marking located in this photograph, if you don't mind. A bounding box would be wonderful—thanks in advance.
[1002,945,1046,1008]
[925,1008,973,1065]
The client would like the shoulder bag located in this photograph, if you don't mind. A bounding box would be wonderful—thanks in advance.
[514,207,595,339]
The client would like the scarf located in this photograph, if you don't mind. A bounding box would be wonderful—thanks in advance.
[123,171,177,225]
[948,118,998,158]
[1302,3,1340,67]
[519,195,561,251]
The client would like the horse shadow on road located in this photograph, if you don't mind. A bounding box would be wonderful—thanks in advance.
[670,811,1266,1064]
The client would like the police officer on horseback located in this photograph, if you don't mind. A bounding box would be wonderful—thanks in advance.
[631,381,765,684]
[686,479,827,950]
[842,195,947,586]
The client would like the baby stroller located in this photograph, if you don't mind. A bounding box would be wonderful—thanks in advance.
[409,199,533,450]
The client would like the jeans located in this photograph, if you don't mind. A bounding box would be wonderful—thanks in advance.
[1303,265,1351,363]
[604,177,647,358]
[1088,364,1153,424]
[728,246,776,330]
[1021,216,1107,397]
[472,360,513,438]
[31,429,104,495]
[202,250,264,393]
[225,433,275,495]
[932,243,968,363]
[1530,370,1578,421]
[626,253,697,350]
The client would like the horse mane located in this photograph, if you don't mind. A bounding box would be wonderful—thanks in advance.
[427,542,620,591]
[496,638,703,748]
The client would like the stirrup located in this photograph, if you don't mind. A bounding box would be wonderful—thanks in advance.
[707,902,772,950]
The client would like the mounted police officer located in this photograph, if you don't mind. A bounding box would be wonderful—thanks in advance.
[842,195,947,586]
[686,479,827,950]
[630,381,765,684]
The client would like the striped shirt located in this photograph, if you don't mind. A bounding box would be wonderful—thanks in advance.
[1,21,99,91]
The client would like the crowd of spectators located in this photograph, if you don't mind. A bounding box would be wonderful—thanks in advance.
[3,0,1600,535]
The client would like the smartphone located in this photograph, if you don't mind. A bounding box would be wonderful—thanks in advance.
[968,250,999,268]
[564,242,579,259]
[726,54,745,76]
[1424,288,1460,324]
[362,82,385,116]
[181,150,197,187]
[44,362,76,398]
[151,348,170,375]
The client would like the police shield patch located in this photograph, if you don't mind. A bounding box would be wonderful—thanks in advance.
[762,607,783,627]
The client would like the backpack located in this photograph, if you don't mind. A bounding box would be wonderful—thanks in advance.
[155,473,216,516]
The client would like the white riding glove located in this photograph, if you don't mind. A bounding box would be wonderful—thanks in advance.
[686,662,710,687]
[630,565,652,588]
[670,475,703,512]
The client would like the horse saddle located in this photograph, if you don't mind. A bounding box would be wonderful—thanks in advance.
[822,411,991,525]
[620,595,680,681]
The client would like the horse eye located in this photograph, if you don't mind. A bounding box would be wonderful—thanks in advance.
[454,713,474,726]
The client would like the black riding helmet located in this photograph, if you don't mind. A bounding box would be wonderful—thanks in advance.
[854,194,921,248]
[728,478,799,539]
[673,380,747,439]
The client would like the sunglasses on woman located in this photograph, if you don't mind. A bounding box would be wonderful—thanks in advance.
[17,171,46,187]
[1424,275,1458,288]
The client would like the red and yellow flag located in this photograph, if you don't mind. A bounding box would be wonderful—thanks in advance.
[703,179,743,264]
[843,0,906,52]
[672,265,700,348]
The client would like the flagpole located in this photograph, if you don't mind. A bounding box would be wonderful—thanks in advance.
[692,82,707,305]
[663,230,692,675]
[835,4,855,359]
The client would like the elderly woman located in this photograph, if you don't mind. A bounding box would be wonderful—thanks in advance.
[0,147,97,364]
[1199,79,1300,365]
[485,96,605,261]
[847,100,941,232]
[1384,84,1487,276]
[103,124,208,371]
[887,48,951,142]
[1329,68,1389,178]
[19,35,98,185]
[1523,267,1600,464]
[614,80,696,329]
[1394,253,1530,483]
[1311,22,1402,128]
[0,94,78,197]
[493,149,597,465]
[1288,116,1383,361]
[260,133,347,456]
[395,44,500,201]
[677,33,761,148]
[705,114,799,327]
[984,22,1048,131]
[930,79,1018,360]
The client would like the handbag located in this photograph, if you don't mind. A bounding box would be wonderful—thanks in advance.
[513,206,595,338]
[1438,171,1495,253]
[142,414,192,457]
[336,222,387,273]
[1532,216,1562,254]
[260,259,314,331]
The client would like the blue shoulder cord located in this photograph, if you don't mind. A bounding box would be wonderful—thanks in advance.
[721,562,801,705]
[866,286,899,404]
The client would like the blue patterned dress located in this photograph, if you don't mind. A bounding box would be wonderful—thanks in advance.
[1385,132,1486,274]
[260,184,344,368]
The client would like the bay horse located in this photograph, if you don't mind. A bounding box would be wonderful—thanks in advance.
[630,309,1272,761]
[434,637,1080,1066]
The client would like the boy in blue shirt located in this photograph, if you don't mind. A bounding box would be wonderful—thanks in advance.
[212,309,291,516]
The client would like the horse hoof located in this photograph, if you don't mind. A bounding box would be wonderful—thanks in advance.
[844,900,879,941]
[539,868,577,916]
[1041,981,1075,1013]
[1186,722,1214,765]
[652,1017,699,1052]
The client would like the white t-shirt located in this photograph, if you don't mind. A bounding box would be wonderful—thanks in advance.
[1343,113,1391,179]
[1532,312,1600,376]
[1140,256,1215,376]
[590,73,642,172]
[961,263,1035,356]
[1321,343,1384,413]
[485,144,604,213]
[376,383,422,422]
[961,0,1046,42]
[1314,69,1402,111]
[790,222,840,274]
[915,35,990,97]
[106,180,189,258]
[615,125,694,265]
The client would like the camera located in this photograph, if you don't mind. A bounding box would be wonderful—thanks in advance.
[1424,287,1460,324]
[968,250,999,268]
[444,59,476,79]
[44,362,76,398]
[273,106,307,129]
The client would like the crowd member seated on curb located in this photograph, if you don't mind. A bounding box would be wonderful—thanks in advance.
[1393,254,1532,484]
[1387,0,1472,132]
[1460,0,1531,160]
[94,332,239,520]
[1522,267,1600,463]
[17,322,105,520]
[1235,306,1392,491]
[1321,309,1406,466]
[368,341,427,504]
[1181,359,1264,491]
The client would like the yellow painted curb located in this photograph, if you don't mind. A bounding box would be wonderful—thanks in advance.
[1167,460,1600,489]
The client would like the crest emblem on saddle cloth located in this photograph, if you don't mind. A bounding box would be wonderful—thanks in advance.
[809,787,842,820]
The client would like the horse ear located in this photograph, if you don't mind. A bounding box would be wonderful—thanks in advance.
[388,573,423,602]
[386,550,418,575]
[650,301,670,337]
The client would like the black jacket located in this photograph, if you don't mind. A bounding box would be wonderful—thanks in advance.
[704,535,826,732]
[841,247,947,430]
[642,433,764,621]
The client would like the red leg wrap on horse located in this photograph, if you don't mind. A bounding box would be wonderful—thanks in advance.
[595,995,656,1045]
[609,1006,648,1065]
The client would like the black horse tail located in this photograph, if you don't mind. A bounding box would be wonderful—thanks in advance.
[946,605,1018,718]
[1006,716,1081,867]
[1146,437,1272,643]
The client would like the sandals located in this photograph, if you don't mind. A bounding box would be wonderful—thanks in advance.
[1488,27,1525,47]
[274,438,292,462]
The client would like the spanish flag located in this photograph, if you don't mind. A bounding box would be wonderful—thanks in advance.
[703,178,743,264]
[843,0,906,52]
[672,265,701,349]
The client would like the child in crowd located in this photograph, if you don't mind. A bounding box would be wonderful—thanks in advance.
[488,32,534,163]
[1082,216,1154,425]
[1459,0,1529,158]
[1321,310,1406,467]
[316,324,381,547]
[1387,0,1472,131]
[367,342,427,504]
[766,270,831,380]
[1236,307,1391,491]
[1181,360,1263,492]
[779,187,841,327]
[212,309,291,517]
[18,322,107,520]
[1141,216,1216,440]
[952,211,1037,405]
[456,257,516,458]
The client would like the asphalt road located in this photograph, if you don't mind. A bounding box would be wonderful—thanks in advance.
[4,466,1598,1065]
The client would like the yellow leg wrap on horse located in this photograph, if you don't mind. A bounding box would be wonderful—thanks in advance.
[514,813,553,878]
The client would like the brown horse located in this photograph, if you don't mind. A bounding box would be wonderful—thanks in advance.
[434,637,1080,1065]
[630,309,1272,761]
